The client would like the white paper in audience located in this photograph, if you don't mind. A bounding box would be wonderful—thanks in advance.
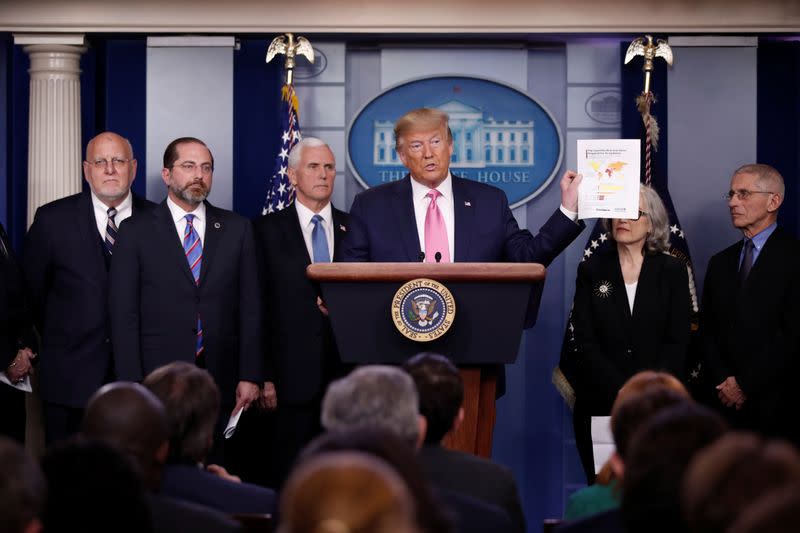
[224,406,244,439]
[591,415,615,474]
[577,139,641,220]
[0,373,32,392]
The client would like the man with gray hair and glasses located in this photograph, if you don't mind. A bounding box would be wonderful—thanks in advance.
[700,163,800,447]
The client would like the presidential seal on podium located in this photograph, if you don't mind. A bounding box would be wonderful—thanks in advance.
[391,278,456,342]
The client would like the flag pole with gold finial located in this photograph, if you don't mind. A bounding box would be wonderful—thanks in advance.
[624,35,673,185]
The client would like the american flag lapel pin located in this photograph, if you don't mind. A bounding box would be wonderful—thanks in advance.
[464,201,472,207]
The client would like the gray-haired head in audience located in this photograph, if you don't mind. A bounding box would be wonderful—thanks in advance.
[321,365,424,449]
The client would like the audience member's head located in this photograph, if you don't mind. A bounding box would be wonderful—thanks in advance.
[301,429,454,533]
[621,402,727,533]
[278,450,419,533]
[143,361,220,464]
[402,352,462,445]
[682,432,800,533]
[0,436,45,533]
[727,484,800,533]
[608,386,689,479]
[82,381,170,490]
[41,437,152,533]
[612,370,689,413]
[322,365,424,449]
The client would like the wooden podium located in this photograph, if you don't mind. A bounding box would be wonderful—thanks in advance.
[307,262,545,458]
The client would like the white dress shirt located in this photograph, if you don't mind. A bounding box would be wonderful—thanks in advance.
[410,173,455,261]
[166,196,207,245]
[91,191,133,238]
[295,200,334,262]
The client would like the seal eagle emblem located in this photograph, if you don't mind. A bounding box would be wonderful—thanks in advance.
[391,278,456,342]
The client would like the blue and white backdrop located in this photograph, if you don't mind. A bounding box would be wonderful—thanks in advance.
[1,33,798,532]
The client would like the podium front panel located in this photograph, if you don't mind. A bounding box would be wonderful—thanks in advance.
[322,281,532,365]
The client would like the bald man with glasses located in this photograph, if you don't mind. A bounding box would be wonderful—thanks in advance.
[23,131,155,444]
[700,163,800,447]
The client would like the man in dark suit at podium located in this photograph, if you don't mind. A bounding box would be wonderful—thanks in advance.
[339,107,584,265]
[253,137,349,486]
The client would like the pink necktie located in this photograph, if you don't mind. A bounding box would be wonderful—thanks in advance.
[424,190,451,263]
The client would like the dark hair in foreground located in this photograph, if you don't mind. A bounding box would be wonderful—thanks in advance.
[403,352,463,444]
[41,437,152,533]
[621,402,727,533]
[0,436,46,533]
[611,387,688,460]
[682,432,800,533]
[143,361,220,464]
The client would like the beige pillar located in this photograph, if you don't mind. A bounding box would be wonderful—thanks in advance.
[15,34,87,225]
[14,34,86,456]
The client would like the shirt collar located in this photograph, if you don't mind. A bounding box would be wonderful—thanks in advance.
[294,199,333,228]
[748,222,777,251]
[166,196,206,223]
[91,190,132,214]
[410,172,453,202]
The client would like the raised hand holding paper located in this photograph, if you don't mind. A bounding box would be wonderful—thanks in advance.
[577,139,641,220]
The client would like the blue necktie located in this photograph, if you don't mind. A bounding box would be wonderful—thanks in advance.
[739,238,754,284]
[183,215,204,360]
[104,207,118,255]
[311,214,331,263]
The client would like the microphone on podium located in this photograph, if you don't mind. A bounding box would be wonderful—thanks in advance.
[435,252,442,263]
[418,251,425,262]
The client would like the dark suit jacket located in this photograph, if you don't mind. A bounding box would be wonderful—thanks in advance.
[110,201,262,403]
[420,444,525,533]
[147,492,242,533]
[23,191,154,407]
[564,248,691,412]
[161,463,276,516]
[0,222,33,367]
[340,175,583,265]
[700,227,800,441]
[437,488,515,533]
[252,204,349,405]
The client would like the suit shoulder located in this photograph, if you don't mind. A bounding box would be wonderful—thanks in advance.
[352,178,406,203]
[453,176,506,197]
[33,192,86,218]
[654,251,687,271]
[132,194,158,211]
[709,240,742,264]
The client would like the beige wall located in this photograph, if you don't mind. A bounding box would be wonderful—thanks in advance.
[1,0,799,34]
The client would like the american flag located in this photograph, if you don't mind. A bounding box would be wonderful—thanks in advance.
[262,84,301,214]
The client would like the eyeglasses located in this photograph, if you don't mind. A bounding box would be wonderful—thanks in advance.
[724,189,774,201]
[173,162,214,174]
[634,210,649,221]
[406,137,444,153]
[89,158,130,169]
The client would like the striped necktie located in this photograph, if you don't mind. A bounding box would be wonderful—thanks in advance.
[104,207,118,255]
[183,214,204,361]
